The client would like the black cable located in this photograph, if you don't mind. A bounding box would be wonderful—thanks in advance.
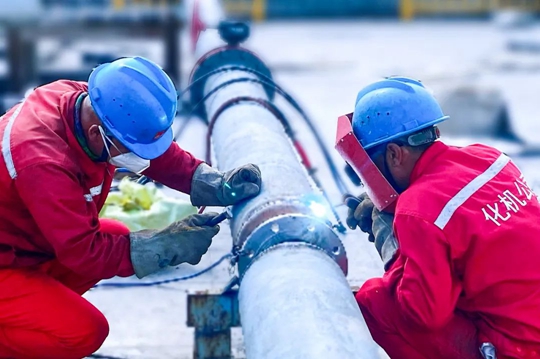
[92,253,232,289]
[179,65,266,98]
[185,68,350,196]
[204,96,295,163]
[88,354,127,359]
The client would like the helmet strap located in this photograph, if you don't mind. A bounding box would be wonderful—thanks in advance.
[95,141,111,163]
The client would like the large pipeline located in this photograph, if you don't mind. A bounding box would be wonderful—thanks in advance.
[189,18,378,359]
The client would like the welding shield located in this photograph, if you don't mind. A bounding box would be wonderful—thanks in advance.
[335,113,399,213]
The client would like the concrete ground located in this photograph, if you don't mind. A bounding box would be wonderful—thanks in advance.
[86,19,540,358]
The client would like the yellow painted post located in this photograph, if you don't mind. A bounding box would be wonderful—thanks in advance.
[400,0,415,20]
[489,0,500,11]
[112,0,126,10]
[252,0,266,21]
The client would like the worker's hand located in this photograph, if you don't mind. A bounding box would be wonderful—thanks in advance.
[129,213,220,278]
[345,193,398,270]
[190,163,262,207]
[345,193,375,233]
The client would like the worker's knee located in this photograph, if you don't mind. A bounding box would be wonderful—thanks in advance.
[78,308,109,354]
[355,277,395,332]
[355,277,388,313]
[2,308,110,359]
[60,307,110,357]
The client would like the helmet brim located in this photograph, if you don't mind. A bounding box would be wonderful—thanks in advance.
[118,127,174,160]
[363,115,449,150]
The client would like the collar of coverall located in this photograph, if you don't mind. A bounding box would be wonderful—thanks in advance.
[408,141,448,185]
[73,93,110,162]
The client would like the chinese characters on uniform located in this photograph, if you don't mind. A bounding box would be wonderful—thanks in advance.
[482,175,537,227]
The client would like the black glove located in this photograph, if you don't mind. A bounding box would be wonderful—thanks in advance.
[190,163,262,207]
[129,213,220,278]
[345,193,398,270]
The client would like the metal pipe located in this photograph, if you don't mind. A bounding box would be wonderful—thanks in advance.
[203,68,347,275]
[239,243,378,359]
[190,20,378,359]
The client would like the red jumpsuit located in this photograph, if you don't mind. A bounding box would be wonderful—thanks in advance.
[356,141,540,359]
[0,81,202,358]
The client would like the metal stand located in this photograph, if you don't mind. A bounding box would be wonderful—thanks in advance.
[187,286,363,359]
[187,290,240,359]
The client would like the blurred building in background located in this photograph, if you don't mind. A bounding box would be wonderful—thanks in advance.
[222,0,540,20]
[0,0,539,104]
[0,0,183,112]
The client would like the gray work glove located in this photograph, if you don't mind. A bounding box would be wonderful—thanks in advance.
[129,213,220,278]
[190,163,262,207]
[345,193,398,270]
[345,192,375,232]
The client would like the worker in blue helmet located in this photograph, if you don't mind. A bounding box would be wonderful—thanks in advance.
[337,77,540,359]
[0,56,261,358]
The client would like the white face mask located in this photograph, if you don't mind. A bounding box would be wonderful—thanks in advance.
[99,126,150,174]
[109,152,150,174]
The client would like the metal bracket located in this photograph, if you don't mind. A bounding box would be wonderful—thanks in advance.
[187,290,240,359]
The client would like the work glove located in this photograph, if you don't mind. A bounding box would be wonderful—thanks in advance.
[345,193,398,270]
[345,192,375,232]
[129,213,220,278]
[190,163,262,207]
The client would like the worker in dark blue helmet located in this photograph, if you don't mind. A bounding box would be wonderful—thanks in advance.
[0,56,261,358]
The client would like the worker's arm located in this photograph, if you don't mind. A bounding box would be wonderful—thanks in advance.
[393,214,462,330]
[142,142,203,194]
[15,162,135,279]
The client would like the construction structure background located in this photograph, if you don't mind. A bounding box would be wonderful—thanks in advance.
[1,0,540,358]
[222,0,540,20]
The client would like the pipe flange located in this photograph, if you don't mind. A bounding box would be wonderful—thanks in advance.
[189,46,274,118]
[232,198,315,246]
[237,214,347,278]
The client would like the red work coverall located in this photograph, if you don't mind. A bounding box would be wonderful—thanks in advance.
[0,81,202,358]
[356,141,540,359]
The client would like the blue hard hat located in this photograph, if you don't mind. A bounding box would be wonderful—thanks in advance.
[352,77,449,150]
[88,56,177,160]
